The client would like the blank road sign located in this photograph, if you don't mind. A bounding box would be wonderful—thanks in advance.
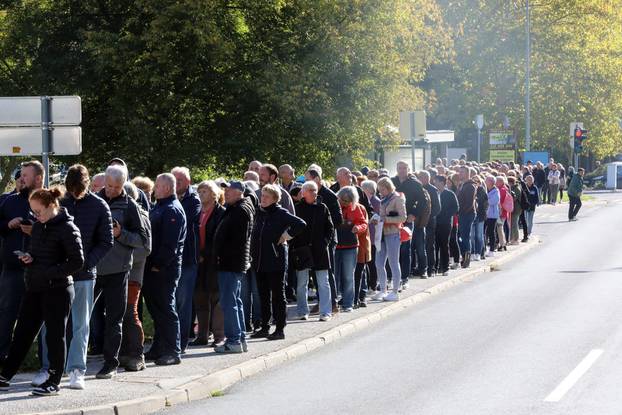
[0,96,82,126]
[0,127,82,155]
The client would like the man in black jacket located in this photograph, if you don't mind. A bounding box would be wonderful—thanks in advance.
[306,169,342,312]
[143,173,187,366]
[38,165,113,390]
[0,161,42,368]
[419,171,440,278]
[95,165,145,378]
[213,181,255,353]
[171,167,201,352]
[434,175,459,275]
[391,161,428,282]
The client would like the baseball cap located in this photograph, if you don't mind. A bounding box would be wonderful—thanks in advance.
[220,180,246,192]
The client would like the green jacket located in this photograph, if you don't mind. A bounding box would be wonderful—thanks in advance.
[567,174,583,198]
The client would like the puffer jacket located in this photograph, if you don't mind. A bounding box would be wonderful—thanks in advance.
[24,208,84,292]
[213,195,255,273]
[379,192,407,236]
[251,203,306,273]
[291,199,334,271]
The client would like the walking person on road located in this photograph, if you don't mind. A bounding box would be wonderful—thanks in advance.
[0,188,84,396]
[567,168,585,221]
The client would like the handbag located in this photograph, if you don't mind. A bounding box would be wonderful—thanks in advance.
[291,245,314,270]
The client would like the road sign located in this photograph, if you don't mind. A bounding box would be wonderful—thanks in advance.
[399,111,426,142]
[0,127,82,156]
[0,96,81,126]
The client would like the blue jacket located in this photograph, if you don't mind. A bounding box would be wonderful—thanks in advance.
[61,191,114,281]
[486,187,500,219]
[147,195,187,270]
[179,187,201,266]
[251,203,306,273]
[0,190,35,269]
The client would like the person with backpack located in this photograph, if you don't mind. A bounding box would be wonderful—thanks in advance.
[119,182,152,372]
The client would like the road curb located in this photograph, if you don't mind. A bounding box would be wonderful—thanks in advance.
[23,237,539,415]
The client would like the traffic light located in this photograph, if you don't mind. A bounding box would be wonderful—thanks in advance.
[574,127,589,153]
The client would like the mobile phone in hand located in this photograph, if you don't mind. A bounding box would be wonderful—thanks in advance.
[13,250,26,257]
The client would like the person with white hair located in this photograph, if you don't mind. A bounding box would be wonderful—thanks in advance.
[143,173,187,366]
[93,165,147,378]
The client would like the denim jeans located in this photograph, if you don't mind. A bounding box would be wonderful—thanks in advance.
[297,269,331,316]
[375,233,401,293]
[412,226,427,275]
[241,270,262,329]
[217,271,246,345]
[458,212,475,255]
[525,210,535,235]
[143,264,181,359]
[175,263,198,351]
[334,248,357,309]
[41,279,95,374]
[470,220,485,256]
[0,267,25,359]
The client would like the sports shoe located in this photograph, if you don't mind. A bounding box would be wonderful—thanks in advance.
[487,250,495,257]
[155,355,181,366]
[383,292,400,302]
[371,291,386,301]
[341,307,353,313]
[31,369,49,387]
[442,271,449,276]
[124,356,146,372]
[250,328,270,339]
[214,343,243,354]
[0,375,9,391]
[32,380,60,396]
[69,369,85,390]
[401,282,409,290]
[450,263,460,270]
[298,314,309,321]
[319,314,332,322]
[472,254,480,261]
[96,364,117,379]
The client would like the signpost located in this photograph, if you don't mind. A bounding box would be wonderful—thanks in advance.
[0,96,82,186]
[475,114,484,162]
[488,130,515,162]
[399,110,426,171]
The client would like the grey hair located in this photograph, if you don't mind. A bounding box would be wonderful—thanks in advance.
[308,163,323,177]
[261,183,282,203]
[418,170,430,181]
[123,182,139,200]
[171,166,191,181]
[361,179,377,195]
[336,167,351,176]
[157,173,177,195]
[337,186,359,205]
[105,165,128,184]
[92,172,105,181]
[301,181,318,193]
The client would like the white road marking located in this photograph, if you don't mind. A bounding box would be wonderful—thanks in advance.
[544,349,604,402]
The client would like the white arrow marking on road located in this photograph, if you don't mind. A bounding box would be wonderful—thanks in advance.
[544,349,604,402]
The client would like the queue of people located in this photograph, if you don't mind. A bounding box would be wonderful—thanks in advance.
[0,156,580,396]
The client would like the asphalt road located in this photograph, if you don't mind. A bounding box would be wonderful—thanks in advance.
[161,194,622,415]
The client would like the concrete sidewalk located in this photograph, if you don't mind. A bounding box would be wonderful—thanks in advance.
[3,238,540,415]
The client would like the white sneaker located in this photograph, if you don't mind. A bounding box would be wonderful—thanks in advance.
[31,369,49,387]
[69,369,85,390]
[383,292,400,302]
[472,254,480,261]
[371,291,386,301]
[319,314,332,322]
[487,250,495,257]
[401,282,409,290]
[450,263,460,270]
[299,314,309,321]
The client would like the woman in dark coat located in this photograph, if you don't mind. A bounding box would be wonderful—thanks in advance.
[250,184,306,341]
[0,188,84,396]
[291,181,334,321]
[192,181,226,347]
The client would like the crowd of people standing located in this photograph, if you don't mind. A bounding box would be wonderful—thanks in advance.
[0,155,584,396]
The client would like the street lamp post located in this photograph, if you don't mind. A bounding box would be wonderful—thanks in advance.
[525,0,531,151]
[476,114,484,162]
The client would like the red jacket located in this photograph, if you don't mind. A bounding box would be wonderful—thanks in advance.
[337,202,368,250]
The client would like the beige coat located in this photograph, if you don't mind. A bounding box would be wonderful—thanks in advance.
[379,192,407,236]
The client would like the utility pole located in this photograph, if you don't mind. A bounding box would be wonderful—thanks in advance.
[525,0,531,151]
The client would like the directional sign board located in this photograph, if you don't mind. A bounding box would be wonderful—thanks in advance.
[0,96,81,126]
[0,127,81,155]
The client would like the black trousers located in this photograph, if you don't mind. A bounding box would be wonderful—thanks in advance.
[435,222,451,273]
[449,223,460,263]
[568,196,582,219]
[368,246,378,292]
[519,211,528,239]
[95,271,129,368]
[257,271,287,332]
[354,262,367,305]
[425,219,437,276]
[485,218,497,252]
[1,286,74,385]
